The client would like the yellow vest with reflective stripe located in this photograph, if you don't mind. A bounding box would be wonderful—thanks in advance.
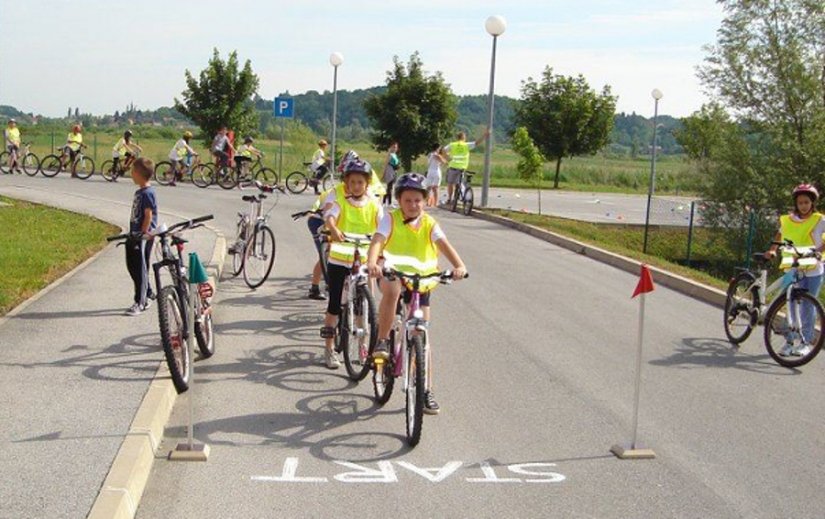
[383,210,439,290]
[175,139,190,159]
[447,141,470,170]
[328,197,379,266]
[113,138,128,155]
[239,144,254,158]
[779,213,822,270]
[5,127,20,145]
[67,132,83,150]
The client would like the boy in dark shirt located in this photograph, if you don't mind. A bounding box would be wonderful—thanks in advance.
[125,157,158,315]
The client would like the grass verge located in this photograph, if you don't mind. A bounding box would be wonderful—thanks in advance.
[0,196,119,316]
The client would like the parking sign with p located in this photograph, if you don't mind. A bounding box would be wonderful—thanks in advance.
[274,97,294,119]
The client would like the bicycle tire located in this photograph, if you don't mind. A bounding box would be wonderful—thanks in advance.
[254,167,279,185]
[192,163,214,188]
[157,285,190,393]
[405,335,425,447]
[194,291,215,358]
[322,174,334,191]
[723,272,759,344]
[373,328,396,405]
[285,171,309,194]
[243,225,276,289]
[462,185,474,216]
[21,153,40,176]
[342,284,377,382]
[0,152,11,174]
[73,156,95,179]
[450,185,460,212]
[100,160,116,182]
[216,166,238,190]
[763,290,825,368]
[154,161,177,186]
[229,220,247,277]
[40,154,62,177]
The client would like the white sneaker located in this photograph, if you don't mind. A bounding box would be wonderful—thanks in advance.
[324,349,341,369]
[778,342,795,357]
[142,299,152,311]
[125,303,143,316]
[792,343,813,357]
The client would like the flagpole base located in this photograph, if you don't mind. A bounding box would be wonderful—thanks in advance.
[169,443,210,462]
[610,444,656,460]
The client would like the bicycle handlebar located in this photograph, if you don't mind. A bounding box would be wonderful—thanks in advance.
[772,239,822,260]
[155,214,214,237]
[381,267,468,282]
[291,209,323,220]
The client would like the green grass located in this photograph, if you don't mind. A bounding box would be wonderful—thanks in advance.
[0,197,119,315]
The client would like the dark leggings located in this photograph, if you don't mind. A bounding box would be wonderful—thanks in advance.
[125,238,154,304]
[326,263,350,316]
[383,180,395,205]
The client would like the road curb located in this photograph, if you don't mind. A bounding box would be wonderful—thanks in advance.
[471,209,727,308]
[87,229,226,519]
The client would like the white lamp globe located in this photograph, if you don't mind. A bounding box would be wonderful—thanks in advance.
[329,52,344,67]
[485,15,507,36]
[651,88,663,100]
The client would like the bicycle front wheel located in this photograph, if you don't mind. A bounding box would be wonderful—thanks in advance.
[763,290,825,368]
[40,154,62,177]
[22,153,40,176]
[243,225,276,289]
[0,152,10,174]
[322,173,334,191]
[157,285,190,393]
[100,160,116,182]
[462,186,474,216]
[216,167,237,190]
[373,329,396,405]
[343,284,377,382]
[723,272,759,344]
[154,161,177,186]
[254,167,278,185]
[73,156,95,179]
[285,171,309,194]
[194,291,215,358]
[192,163,214,188]
[405,335,425,447]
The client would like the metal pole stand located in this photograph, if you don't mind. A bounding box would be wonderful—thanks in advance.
[169,253,211,462]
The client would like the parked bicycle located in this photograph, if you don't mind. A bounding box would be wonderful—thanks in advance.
[153,154,215,187]
[228,181,282,288]
[0,142,40,176]
[372,268,467,447]
[449,169,475,215]
[100,151,140,182]
[723,239,825,367]
[40,143,95,179]
[284,161,335,194]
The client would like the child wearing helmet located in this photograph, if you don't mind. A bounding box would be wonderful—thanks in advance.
[235,136,262,179]
[366,172,467,413]
[765,183,825,357]
[112,130,143,175]
[167,131,199,185]
[64,125,84,173]
[319,157,384,369]
[310,140,331,194]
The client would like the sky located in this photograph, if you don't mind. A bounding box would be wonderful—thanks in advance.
[0,0,725,119]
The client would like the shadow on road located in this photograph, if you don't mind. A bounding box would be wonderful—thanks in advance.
[649,337,801,375]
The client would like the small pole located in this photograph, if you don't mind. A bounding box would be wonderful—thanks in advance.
[93,134,98,161]
[686,201,695,267]
[630,293,646,449]
[279,119,285,181]
[186,282,195,449]
[745,210,756,269]
[51,130,55,153]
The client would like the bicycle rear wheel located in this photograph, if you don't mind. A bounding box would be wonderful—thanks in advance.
[285,171,309,194]
[73,156,95,179]
[254,167,279,185]
[229,222,247,277]
[405,335,425,447]
[40,154,63,177]
[100,160,116,182]
[723,272,759,344]
[22,153,40,176]
[0,152,11,174]
[342,284,377,382]
[322,174,334,191]
[194,290,215,358]
[217,166,238,190]
[157,285,190,393]
[763,291,825,368]
[373,329,396,405]
[450,185,460,212]
[462,186,474,216]
[243,225,276,289]
[154,161,177,186]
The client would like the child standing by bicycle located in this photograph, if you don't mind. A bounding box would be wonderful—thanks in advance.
[124,157,159,316]
[319,157,384,369]
[4,119,21,174]
[764,183,825,356]
[65,124,83,177]
[367,173,467,413]
[111,130,142,179]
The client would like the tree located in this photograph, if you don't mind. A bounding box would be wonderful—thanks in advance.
[511,127,546,214]
[67,107,71,119]
[175,48,260,145]
[515,67,617,188]
[74,108,79,119]
[364,52,457,170]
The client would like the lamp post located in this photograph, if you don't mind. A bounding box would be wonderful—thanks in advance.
[329,52,344,174]
[642,88,663,254]
[481,15,506,208]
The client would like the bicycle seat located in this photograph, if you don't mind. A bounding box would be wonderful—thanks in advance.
[259,194,267,199]
[752,252,771,264]
[242,195,257,202]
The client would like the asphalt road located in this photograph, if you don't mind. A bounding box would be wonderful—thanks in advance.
[2,173,823,518]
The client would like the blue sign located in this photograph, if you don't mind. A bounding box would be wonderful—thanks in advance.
[274,97,294,119]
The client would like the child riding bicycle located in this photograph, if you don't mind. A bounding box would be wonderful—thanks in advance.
[235,136,262,179]
[367,173,467,414]
[112,130,142,177]
[167,130,198,185]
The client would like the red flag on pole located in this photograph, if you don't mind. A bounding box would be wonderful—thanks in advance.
[632,264,655,298]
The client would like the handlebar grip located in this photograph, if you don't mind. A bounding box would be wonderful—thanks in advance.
[106,233,130,242]
[190,214,214,224]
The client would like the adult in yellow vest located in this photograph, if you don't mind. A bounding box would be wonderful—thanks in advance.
[4,119,21,174]
[319,157,383,369]
[442,128,489,204]
[366,173,467,414]
[765,183,825,357]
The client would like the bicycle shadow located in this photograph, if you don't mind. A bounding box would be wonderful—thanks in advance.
[649,337,801,375]
[9,308,129,320]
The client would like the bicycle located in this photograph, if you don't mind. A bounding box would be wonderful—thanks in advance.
[372,268,467,447]
[228,181,282,288]
[0,142,40,176]
[723,239,825,367]
[100,151,140,182]
[284,161,335,194]
[214,153,266,190]
[449,169,475,216]
[40,143,95,179]
[246,154,279,185]
[153,154,215,188]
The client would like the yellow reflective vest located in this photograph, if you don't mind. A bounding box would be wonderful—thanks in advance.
[447,141,470,170]
[779,212,822,271]
[382,210,440,291]
[328,196,380,266]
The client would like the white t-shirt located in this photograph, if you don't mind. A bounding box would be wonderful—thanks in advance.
[311,149,326,172]
[375,212,445,243]
[427,152,443,176]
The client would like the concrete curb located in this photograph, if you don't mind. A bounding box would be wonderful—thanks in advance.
[471,209,727,308]
[87,228,226,519]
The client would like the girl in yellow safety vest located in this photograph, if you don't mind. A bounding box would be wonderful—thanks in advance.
[366,173,467,414]
[765,183,825,357]
[319,157,383,369]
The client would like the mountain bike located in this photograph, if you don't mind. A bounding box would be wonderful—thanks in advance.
[723,239,825,367]
[372,268,467,447]
[153,154,215,187]
[228,181,282,288]
[40,144,95,179]
[285,161,335,194]
[449,169,475,215]
[100,151,140,182]
[0,142,40,176]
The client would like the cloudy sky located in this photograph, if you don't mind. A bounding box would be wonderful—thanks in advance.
[0,0,724,118]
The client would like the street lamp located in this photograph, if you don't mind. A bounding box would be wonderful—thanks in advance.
[642,88,663,254]
[329,52,344,175]
[481,15,506,208]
